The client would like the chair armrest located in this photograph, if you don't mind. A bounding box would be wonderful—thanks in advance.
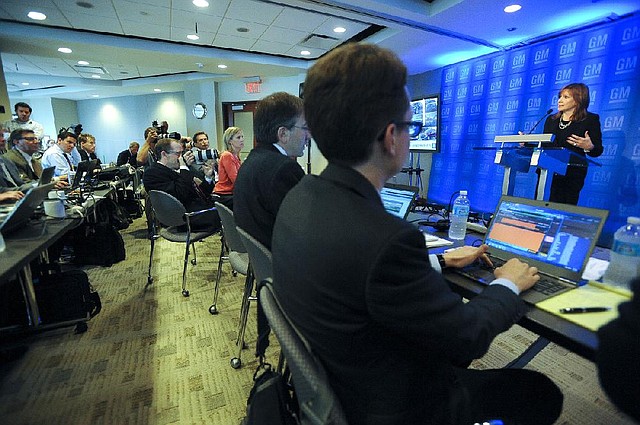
[184,206,217,218]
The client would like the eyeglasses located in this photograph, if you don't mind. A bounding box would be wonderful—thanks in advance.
[291,125,309,132]
[166,150,183,156]
[20,137,39,142]
[394,121,423,138]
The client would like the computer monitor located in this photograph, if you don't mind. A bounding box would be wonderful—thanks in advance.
[410,95,440,153]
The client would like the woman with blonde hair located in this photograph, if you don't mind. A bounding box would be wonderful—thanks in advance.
[213,126,244,208]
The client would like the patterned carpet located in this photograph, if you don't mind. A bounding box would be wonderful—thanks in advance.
[0,217,636,424]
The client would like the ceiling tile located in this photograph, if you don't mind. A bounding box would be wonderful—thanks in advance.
[212,33,256,50]
[260,26,307,45]
[251,39,292,55]
[171,8,223,31]
[52,0,118,19]
[271,8,328,32]
[64,13,125,34]
[120,21,172,39]
[225,0,283,26]
[218,18,267,39]
[114,1,171,26]
[172,0,231,17]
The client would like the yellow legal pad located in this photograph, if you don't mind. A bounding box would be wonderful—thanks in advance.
[535,281,632,332]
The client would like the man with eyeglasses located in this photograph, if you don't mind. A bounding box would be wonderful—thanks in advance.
[271,44,563,425]
[3,129,45,183]
[143,138,220,232]
[234,91,309,250]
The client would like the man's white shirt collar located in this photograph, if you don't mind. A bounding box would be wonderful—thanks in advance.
[273,143,287,156]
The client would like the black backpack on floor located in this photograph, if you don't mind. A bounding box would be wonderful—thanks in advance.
[35,269,102,325]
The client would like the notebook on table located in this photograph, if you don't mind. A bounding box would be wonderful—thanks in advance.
[0,182,56,237]
[451,196,609,304]
[381,183,419,220]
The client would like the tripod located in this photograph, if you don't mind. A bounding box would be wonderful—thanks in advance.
[400,152,423,192]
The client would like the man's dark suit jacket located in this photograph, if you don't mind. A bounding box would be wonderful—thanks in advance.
[234,144,304,249]
[3,148,39,182]
[142,162,219,231]
[0,157,33,193]
[272,163,525,424]
[117,149,136,167]
[79,149,101,165]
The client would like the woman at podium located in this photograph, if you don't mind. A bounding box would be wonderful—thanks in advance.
[543,82,602,205]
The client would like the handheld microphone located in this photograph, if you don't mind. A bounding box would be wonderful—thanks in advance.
[528,108,554,134]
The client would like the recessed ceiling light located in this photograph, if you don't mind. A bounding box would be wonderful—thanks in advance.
[300,50,311,56]
[187,34,200,40]
[193,0,209,7]
[27,11,46,20]
[236,27,249,33]
[91,74,101,79]
[154,88,162,92]
[218,64,227,69]
[92,94,100,98]
[58,47,72,54]
[21,82,30,86]
[507,27,517,32]
[77,60,90,65]
[76,1,94,8]
[504,4,522,13]
[333,27,346,33]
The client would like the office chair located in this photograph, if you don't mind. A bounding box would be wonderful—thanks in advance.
[258,279,349,425]
[235,227,273,369]
[213,203,253,369]
[147,190,218,297]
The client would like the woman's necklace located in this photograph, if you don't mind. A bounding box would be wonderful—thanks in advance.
[559,117,572,130]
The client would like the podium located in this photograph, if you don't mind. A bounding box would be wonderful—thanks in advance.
[476,134,601,200]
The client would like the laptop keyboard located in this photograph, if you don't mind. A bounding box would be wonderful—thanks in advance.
[461,254,567,295]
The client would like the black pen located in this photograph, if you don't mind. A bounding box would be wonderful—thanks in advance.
[559,307,610,314]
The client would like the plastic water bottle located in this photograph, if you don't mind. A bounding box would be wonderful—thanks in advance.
[603,217,640,289]
[448,190,470,240]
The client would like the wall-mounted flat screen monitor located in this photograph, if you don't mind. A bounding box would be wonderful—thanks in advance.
[410,95,440,153]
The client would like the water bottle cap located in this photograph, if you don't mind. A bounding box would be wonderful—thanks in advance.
[627,216,640,224]
[459,190,467,195]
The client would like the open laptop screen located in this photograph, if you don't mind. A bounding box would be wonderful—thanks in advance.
[380,184,419,220]
[485,197,608,278]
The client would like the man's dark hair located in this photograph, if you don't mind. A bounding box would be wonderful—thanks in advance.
[254,92,303,146]
[57,128,78,141]
[155,138,177,157]
[193,131,208,142]
[14,102,32,113]
[8,129,35,145]
[303,43,408,165]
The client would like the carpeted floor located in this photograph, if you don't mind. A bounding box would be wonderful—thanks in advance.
[0,216,636,424]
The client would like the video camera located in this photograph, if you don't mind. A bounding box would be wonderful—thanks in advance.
[151,120,181,140]
[68,123,83,136]
[192,148,220,165]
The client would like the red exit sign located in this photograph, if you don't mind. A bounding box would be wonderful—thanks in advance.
[245,82,262,93]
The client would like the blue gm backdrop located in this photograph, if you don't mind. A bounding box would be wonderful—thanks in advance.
[429,15,640,247]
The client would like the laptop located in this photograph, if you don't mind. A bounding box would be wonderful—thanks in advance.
[38,166,55,186]
[381,183,420,220]
[0,182,56,237]
[70,159,99,189]
[451,196,609,304]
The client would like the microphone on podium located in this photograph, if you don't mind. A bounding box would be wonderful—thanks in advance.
[528,108,554,134]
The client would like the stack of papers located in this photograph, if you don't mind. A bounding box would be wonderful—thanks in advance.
[423,232,453,248]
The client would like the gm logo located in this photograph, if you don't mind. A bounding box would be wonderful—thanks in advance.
[632,143,640,159]
[492,58,505,74]
[485,122,497,134]
[530,72,545,87]
[455,105,465,117]
[508,76,523,91]
[583,62,602,79]
[534,48,549,64]
[444,69,455,83]
[601,143,618,159]
[441,106,451,117]
[472,83,484,97]
[467,123,479,135]
[441,123,449,136]
[609,86,631,104]
[615,55,637,75]
[459,66,470,81]
[457,86,468,99]
[559,41,577,58]
[470,103,482,116]
[502,122,516,133]
[443,88,453,101]
[588,34,608,52]
[603,115,625,130]
[452,124,462,136]
[592,171,611,184]
[621,25,640,46]
[475,63,487,78]
[505,100,519,113]
[555,67,572,84]
[511,53,526,69]
[523,120,538,133]
[489,80,502,94]
[487,101,500,114]
[527,97,542,111]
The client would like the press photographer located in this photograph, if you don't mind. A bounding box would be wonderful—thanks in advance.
[151,120,181,140]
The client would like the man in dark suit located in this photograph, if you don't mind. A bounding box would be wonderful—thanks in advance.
[78,133,101,165]
[272,43,563,425]
[116,141,139,167]
[143,138,219,232]
[234,92,308,249]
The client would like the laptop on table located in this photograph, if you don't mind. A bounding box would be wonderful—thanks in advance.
[0,182,56,238]
[451,196,608,304]
[381,183,419,220]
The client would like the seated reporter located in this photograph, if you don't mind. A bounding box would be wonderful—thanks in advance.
[78,133,101,165]
[117,141,139,167]
[142,138,220,232]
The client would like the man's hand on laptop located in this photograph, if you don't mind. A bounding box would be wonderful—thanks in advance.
[443,244,492,268]
[494,259,540,292]
[53,180,69,190]
[0,191,24,202]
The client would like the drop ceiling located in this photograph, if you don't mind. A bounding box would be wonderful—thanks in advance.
[0,0,638,100]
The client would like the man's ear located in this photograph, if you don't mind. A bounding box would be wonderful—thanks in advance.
[381,123,398,156]
[277,126,289,144]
